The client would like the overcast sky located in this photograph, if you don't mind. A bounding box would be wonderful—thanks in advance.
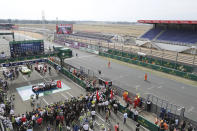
[1,0,197,22]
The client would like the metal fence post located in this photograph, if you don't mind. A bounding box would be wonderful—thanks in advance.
[108,42,109,49]
[175,52,178,69]
[130,46,132,54]
[156,97,158,115]
[162,50,164,65]
[122,45,123,56]
[193,55,196,65]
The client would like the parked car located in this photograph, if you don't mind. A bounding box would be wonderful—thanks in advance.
[20,66,31,74]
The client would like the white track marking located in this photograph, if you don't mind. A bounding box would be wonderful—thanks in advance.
[135,85,140,88]
[65,55,95,60]
[36,71,44,79]
[22,75,28,81]
[148,87,154,90]
[66,92,73,97]
[95,121,101,126]
[42,98,49,105]
[60,93,68,99]
[96,114,110,126]
[22,75,32,85]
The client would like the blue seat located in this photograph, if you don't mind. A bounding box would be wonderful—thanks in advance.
[157,30,197,44]
[140,29,162,40]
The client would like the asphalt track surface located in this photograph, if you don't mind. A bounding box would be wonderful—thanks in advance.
[1,64,143,131]
[64,48,197,122]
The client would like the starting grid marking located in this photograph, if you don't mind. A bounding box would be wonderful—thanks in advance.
[16,80,71,101]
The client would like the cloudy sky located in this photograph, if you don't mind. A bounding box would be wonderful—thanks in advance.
[1,0,197,22]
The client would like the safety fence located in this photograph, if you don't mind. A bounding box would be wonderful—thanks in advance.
[107,49,194,73]
[99,52,197,81]
[0,53,56,65]
[118,104,159,131]
[55,34,197,65]
[46,59,160,131]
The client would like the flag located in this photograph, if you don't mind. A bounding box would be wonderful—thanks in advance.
[96,90,99,101]
[110,89,113,99]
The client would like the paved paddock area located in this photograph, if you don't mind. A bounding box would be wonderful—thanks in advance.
[0,64,86,115]
[1,63,143,131]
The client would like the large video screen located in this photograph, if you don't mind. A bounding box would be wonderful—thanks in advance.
[9,40,44,58]
[56,24,73,34]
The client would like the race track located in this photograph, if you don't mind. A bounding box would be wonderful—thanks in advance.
[65,48,197,121]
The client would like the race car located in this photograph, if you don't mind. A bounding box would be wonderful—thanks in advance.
[32,81,57,93]
[20,66,31,74]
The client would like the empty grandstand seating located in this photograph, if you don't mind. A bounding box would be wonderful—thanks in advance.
[140,29,162,40]
[72,32,113,42]
[157,30,197,44]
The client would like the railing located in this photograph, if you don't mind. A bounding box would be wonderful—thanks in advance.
[54,34,197,66]
[0,53,56,65]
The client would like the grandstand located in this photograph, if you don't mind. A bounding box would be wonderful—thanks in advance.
[72,31,114,42]
[137,20,197,54]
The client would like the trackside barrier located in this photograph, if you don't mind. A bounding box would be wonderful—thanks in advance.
[118,104,159,131]
[99,52,197,81]
[46,59,88,90]
[46,59,158,131]
[1,59,46,67]
[0,53,56,65]
[108,49,194,73]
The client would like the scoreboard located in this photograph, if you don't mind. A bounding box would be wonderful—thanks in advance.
[9,40,44,57]
[56,24,73,34]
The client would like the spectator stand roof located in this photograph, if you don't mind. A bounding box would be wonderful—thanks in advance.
[138,20,197,24]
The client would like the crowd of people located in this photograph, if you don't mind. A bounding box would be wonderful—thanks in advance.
[0,59,197,131]
[1,84,121,131]
[0,62,123,131]
[0,77,14,130]
[155,108,196,131]
[2,66,19,80]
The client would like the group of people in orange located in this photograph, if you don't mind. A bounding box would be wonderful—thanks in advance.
[49,57,54,62]
[122,91,141,108]
[155,118,169,130]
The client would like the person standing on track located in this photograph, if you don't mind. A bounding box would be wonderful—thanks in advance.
[136,123,140,131]
[48,66,51,75]
[98,70,101,75]
[108,60,111,68]
[114,123,119,131]
[144,73,148,81]
[123,111,128,124]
